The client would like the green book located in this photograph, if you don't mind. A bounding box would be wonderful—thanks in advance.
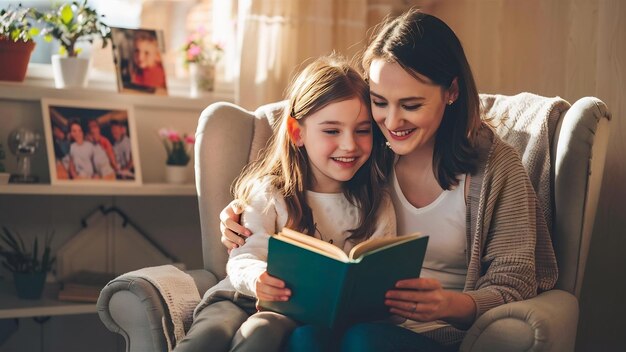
[260,228,429,329]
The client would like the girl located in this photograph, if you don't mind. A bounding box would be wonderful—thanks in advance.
[174,55,396,352]
[221,9,558,352]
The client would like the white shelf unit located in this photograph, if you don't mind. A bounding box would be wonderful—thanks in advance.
[0,183,195,196]
[0,281,95,319]
[0,80,217,322]
[0,80,234,195]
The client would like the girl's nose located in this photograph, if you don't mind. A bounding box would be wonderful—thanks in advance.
[340,134,357,151]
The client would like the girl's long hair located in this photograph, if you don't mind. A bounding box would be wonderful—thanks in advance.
[362,9,481,189]
[233,55,391,241]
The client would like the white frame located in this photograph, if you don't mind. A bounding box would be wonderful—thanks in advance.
[41,98,142,186]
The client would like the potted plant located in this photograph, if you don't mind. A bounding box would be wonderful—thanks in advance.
[0,227,55,299]
[181,26,223,97]
[34,0,111,88]
[0,141,9,184]
[158,128,195,184]
[0,4,39,82]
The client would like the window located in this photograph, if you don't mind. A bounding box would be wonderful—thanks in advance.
[11,0,234,92]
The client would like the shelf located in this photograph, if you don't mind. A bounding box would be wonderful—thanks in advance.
[0,80,234,110]
[0,281,96,319]
[0,183,196,196]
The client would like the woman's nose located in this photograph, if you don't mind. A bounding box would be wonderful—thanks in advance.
[384,106,402,130]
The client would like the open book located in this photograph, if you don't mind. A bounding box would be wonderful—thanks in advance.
[259,228,429,329]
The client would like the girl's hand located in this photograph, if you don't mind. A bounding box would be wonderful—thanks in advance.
[255,271,291,302]
[384,278,475,326]
[219,200,252,251]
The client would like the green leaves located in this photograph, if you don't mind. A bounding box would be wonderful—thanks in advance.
[0,4,38,42]
[0,227,56,274]
[60,4,74,24]
[34,0,111,57]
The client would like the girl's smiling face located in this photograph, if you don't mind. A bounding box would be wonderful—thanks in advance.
[295,97,373,193]
[368,59,456,157]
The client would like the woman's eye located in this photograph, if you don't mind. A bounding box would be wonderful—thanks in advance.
[372,101,387,107]
[403,104,422,111]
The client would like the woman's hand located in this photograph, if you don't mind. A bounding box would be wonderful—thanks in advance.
[255,271,291,302]
[385,278,476,327]
[219,200,252,251]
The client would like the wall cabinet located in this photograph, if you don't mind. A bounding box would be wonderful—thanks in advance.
[0,80,233,351]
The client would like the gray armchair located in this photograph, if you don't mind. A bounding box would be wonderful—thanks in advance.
[97,95,610,352]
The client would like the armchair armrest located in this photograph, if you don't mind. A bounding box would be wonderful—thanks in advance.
[97,269,218,352]
[460,290,578,352]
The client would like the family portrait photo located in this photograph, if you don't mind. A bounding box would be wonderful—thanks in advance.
[111,27,168,95]
[41,99,142,185]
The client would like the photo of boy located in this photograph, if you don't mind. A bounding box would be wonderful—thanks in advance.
[111,27,168,95]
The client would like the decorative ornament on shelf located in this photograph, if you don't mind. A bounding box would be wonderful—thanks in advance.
[0,226,56,300]
[0,4,39,82]
[8,128,40,184]
[33,0,111,88]
[159,128,195,184]
[0,140,9,184]
[181,26,223,97]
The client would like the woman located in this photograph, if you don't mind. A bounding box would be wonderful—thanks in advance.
[220,9,558,351]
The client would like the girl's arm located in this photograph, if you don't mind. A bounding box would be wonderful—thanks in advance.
[226,180,289,299]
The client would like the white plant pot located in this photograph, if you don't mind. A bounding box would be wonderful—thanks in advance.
[51,55,90,88]
[165,165,189,185]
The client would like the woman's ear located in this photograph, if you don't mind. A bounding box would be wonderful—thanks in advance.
[287,117,303,147]
[447,78,459,104]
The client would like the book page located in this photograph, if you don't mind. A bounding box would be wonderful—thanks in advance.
[278,228,349,262]
[349,233,421,260]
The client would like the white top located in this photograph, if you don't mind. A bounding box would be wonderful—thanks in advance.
[70,141,95,178]
[227,177,396,297]
[391,169,468,333]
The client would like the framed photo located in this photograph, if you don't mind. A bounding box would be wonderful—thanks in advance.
[41,99,142,185]
[111,27,168,95]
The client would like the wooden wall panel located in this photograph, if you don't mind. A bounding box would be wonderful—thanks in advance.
[409,0,625,349]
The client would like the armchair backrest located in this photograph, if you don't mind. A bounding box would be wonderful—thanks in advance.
[194,101,283,279]
[550,97,610,296]
[194,95,610,297]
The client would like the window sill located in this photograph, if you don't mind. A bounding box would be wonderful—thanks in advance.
[16,63,235,109]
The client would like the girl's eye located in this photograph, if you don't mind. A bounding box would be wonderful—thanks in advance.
[323,130,339,135]
[402,104,422,111]
[356,129,372,135]
[372,101,387,107]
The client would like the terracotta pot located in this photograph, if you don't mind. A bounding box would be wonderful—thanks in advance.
[0,37,35,82]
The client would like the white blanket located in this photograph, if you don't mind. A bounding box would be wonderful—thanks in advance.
[480,92,570,230]
[121,265,200,351]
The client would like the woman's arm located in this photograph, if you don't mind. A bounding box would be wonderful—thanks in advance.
[219,200,252,250]
[385,278,476,329]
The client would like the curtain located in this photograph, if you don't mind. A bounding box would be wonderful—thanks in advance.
[234,0,368,109]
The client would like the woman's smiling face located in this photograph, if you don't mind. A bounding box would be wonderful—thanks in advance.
[368,59,453,156]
